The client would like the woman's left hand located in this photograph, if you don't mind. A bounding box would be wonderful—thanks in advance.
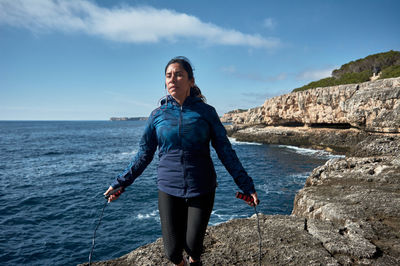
[250,192,260,207]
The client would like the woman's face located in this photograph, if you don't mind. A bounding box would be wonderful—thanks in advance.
[165,63,194,104]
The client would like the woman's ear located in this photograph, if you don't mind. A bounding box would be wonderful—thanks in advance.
[190,77,195,87]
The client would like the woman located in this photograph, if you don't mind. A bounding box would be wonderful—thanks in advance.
[104,56,259,266]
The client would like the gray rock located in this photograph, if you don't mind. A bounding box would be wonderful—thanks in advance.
[348,135,400,157]
[293,155,400,265]
[80,215,340,266]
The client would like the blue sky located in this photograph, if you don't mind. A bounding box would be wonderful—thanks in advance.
[1,0,399,120]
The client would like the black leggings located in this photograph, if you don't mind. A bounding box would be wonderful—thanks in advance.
[158,190,215,264]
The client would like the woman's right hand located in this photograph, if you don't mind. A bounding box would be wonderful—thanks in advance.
[104,186,121,203]
[250,192,260,207]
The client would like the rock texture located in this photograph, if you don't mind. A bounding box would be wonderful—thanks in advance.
[292,154,400,265]
[222,78,400,133]
[81,215,340,266]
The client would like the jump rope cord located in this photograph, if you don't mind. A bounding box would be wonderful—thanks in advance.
[88,200,108,266]
[236,192,262,266]
[254,206,262,266]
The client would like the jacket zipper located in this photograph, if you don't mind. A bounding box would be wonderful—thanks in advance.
[179,105,188,197]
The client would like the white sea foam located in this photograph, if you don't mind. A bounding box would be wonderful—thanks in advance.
[121,151,137,157]
[278,145,345,159]
[288,172,310,180]
[136,210,159,220]
[87,150,138,166]
[258,183,285,195]
[210,210,248,225]
[228,137,262,146]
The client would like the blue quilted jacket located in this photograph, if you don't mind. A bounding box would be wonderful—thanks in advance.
[111,94,256,198]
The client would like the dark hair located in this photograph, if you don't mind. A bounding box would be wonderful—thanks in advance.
[164,56,206,102]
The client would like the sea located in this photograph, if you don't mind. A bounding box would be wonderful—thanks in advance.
[0,121,342,265]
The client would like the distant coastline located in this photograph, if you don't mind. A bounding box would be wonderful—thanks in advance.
[110,117,148,121]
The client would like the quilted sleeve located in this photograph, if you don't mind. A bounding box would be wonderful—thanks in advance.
[207,106,256,195]
[110,113,158,189]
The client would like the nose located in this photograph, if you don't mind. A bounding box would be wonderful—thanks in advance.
[171,73,177,82]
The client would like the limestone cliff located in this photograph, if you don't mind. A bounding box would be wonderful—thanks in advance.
[221,77,400,133]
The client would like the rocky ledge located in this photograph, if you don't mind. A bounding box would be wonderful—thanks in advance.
[292,154,400,265]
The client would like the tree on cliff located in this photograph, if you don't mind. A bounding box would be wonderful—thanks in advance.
[293,50,400,92]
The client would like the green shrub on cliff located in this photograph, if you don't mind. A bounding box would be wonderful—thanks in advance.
[332,50,400,78]
[293,77,336,92]
[339,70,373,84]
[293,50,400,92]
[226,109,247,114]
[379,65,400,79]
[293,70,372,92]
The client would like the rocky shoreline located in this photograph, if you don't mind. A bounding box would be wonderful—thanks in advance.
[110,117,148,121]
[80,78,399,265]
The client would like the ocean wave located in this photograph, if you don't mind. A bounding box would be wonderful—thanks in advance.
[95,150,138,165]
[41,151,67,156]
[278,145,345,159]
[258,184,285,195]
[54,150,139,173]
[288,172,310,180]
[136,210,159,220]
[209,210,248,226]
[228,137,262,146]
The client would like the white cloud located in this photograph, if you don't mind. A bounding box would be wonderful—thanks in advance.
[263,18,276,30]
[0,0,281,49]
[296,67,335,80]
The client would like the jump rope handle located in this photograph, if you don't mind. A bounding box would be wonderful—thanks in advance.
[236,191,260,206]
[104,187,125,200]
